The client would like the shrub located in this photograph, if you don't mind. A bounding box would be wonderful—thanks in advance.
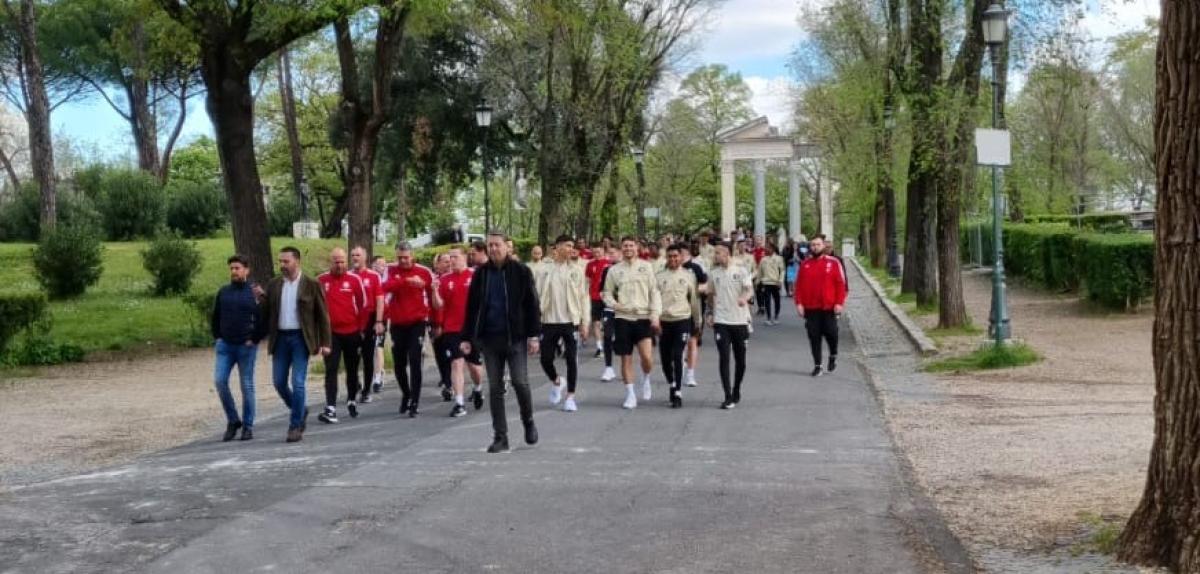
[1023,212,1131,231]
[267,191,302,237]
[1074,233,1155,310]
[142,234,203,296]
[182,291,217,347]
[33,226,104,299]
[0,183,100,242]
[0,293,46,354]
[2,317,84,366]
[1002,224,1079,291]
[167,180,227,238]
[96,168,165,240]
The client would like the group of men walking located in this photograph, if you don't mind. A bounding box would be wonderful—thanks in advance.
[208,228,847,453]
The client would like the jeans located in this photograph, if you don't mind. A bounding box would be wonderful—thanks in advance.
[539,324,578,393]
[324,332,362,407]
[272,330,310,429]
[214,339,258,429]
[481,338,533,440]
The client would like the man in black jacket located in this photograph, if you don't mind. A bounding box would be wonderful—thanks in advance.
[210,255,267,442]
[460,231,542,454]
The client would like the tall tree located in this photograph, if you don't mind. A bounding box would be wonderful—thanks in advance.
[1,0,56,232]
[277,46,307,218]
[1116,2,1200,570]
[156,0,359,281]
[898,0,941,306]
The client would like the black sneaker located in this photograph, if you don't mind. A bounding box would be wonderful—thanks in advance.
[222,421,243,442]
[593,348,602,358]
[347,401,358,418]
[828,356,838,373]
[240,428,254,441]
[487,437,510,454]
[523,420,538,445]
[318,407,338,424]
[811,365,824,377]
[732,389,741,404]
[360,392,373,404]
[471,389,484,410]
[441,387,453,402]
[301,408,309,431]
[372,380,383,394]
[670,393,682,409]
[399,397,410,415]
[449,404,467,418]
[720,401,735,410]
[408,403,420,418]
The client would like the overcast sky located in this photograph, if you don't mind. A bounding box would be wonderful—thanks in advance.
[50,0,1160,162]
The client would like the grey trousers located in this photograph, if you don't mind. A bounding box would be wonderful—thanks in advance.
[481,338,534,440]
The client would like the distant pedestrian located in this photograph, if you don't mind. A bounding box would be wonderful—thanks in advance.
[210,255,266,442]
[461,231,541,454]
[262,247,332,443]
[757,244,785,325]
[657,243,702,408]
[350,247,386,403]
[708,243,753,409]
[382,242,440,417]
[316,248,369,424]
[538,235,590,412]
[794,234,847,376]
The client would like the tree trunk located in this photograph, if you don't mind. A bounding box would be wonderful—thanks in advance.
[13,0,55,233]
[1116,4,1200,570]
[203,59,273,282]
[278,48,307,218]
[128,22,161,176]
[0,146,19,191]
[901,0,942,308]
[871,193,886,268]
[158,80,189,185]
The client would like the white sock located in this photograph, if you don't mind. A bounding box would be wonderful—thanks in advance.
[687,368,695,380]
[455,394,464,405]
[597,341,604,350]
[625,384,635,394]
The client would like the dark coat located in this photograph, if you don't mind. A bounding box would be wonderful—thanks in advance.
[461,259,541,346]
[262,273,332,355]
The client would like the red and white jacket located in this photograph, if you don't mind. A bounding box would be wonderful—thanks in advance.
[383,263,436,326]
[794,254,847,311]
[433,268,473,334]
[318,271,368,335]
[351,267,384,328]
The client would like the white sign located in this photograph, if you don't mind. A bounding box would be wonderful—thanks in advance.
[643,207,660,218]
[975,128,1012,167]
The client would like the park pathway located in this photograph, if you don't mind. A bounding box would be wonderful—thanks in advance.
[0,279,959,574]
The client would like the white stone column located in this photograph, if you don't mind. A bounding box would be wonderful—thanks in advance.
[820,175,835,240]
[788,160,801,239]
[753,160,766,238]
[720,160,736,235]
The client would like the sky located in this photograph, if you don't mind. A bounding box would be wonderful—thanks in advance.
[45,0,1160,163]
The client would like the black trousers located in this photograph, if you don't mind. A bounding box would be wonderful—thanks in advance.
[804,310,839,364]
[324,332,362,407]
[714,324,749,402]
[359,318,379,399]
[601,310,615,367]
[762,284,781,320]
[539,323,579,393]
[434,333,452,388]
[390,323,425,405]
[481,338,533,440]
[658,319,692,393]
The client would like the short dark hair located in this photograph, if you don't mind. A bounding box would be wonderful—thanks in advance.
[470,240,487,253]
[665,243,683,254]
[280,246,301,260]
[372,255,386,263]
[227,254,249,267]
[487,229,508,241]
[811,234,828,242]
[554,234,574,246]
[620,235,638,245]
[394,241,412,252]
[715,241,732,252]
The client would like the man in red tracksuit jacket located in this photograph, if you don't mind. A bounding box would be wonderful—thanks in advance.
[793,234,847,377]
[317,248,369,424]
[383,242,440,417]
[431,246,485,417]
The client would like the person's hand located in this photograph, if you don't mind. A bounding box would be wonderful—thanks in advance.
[705,316,715,328]
[737,296,749,307]
[432,326,443,338]
[252,284,265,300]
[651,319,662,336]
[405,275,425,288]
[460,341,473,355]
[319,346,331,357]
[834,304,844,315]
[374,322,385,336]
[578,326,589,343]
[796,304,805,318]
[430,276,440,291]
[527,337,540,355]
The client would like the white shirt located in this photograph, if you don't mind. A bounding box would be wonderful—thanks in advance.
[709,264,753,326]
[279,274,301,330]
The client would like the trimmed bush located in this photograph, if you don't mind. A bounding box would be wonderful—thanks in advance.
[1023,212,1131,231]
[3,317,85,366]
[33,226,104,299]
[267,191,302,237]
[0,293,47,354]
[0,183,100,242]
[97,169,165,240]
[167,180,227,238]
[1074,233,1155,310]
[1002,224,1079,291]
[142,234,203,296]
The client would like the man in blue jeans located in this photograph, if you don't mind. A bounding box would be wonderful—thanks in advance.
[261,247,332,443]
[210,255,267,441]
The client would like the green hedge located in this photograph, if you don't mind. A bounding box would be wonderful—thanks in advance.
[1003,224,1079,291]
[0,293,47,354]
[1023,212,1131,231]
[1074,233,1154,310]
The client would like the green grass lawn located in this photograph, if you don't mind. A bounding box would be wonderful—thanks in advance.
[0,238,390,357]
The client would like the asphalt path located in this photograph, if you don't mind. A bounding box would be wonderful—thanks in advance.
[0,306,946,574]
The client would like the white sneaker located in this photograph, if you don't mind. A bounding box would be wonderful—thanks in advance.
[562,397,578,412]
[640,377,652,401]
[622,387,637,409]
[549,379,564,405]
[601,367,616,382]
[686,377,697,387]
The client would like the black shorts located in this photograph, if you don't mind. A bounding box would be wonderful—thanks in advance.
[440,332,482,365]
[591,300,606,322]
[613,318,653,355]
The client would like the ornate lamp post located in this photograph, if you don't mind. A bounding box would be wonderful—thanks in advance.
[982,3,1011,344]
[475,100,493,232]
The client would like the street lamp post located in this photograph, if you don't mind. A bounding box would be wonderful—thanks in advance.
[982,3,1011,344]
[632,147,646,238]
[475,101,494,232]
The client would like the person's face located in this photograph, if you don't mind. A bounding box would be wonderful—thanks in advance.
[229,262,249,283]
[607,247,619,262]
[372,258,387,274]
[487,236,510,263]
[436,254,449,273]
[278,252,300,277]
[329,250,348,274]
[554,240,574,260]
[350,247,367,269]
[714,245,730,266]
[666,249,681,269]
[473,249,488,266]
[532,246,544,261]
[396,249,414,268]
[809,238,826,254]
[621,240,638,260]
[448,249,465,271]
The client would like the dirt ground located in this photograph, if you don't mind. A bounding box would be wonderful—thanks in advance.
[0,348,288,488]
[902,269,1154,555]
